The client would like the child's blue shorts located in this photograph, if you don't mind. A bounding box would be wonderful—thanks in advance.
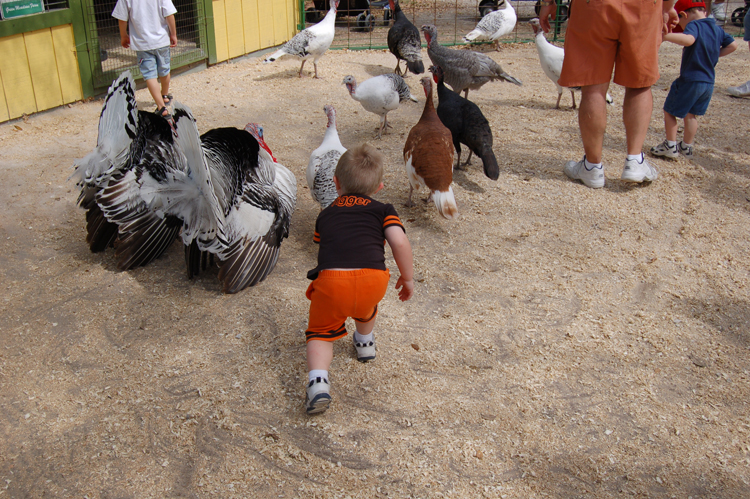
[663,79,714,118]
[137,47,171,80]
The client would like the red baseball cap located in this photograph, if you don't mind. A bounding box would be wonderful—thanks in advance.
[674,0,706,14]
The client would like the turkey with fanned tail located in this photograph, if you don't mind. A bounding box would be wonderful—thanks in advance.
[71,72,222,270]
[184,123,298,293]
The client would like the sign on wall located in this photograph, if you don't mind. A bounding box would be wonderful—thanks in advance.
[1,0,45,20]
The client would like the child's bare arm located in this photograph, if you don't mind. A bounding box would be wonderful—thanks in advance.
[166,15,177,47]
[384,226,414,302]
[720,41,738,57]
[663,33,695,46]
[118,20,130,48]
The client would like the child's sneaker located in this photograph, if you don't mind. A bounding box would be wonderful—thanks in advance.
[353,335,376,362]
[727,81,750,97]
[621,155,658,183]
[650,140,679,159]
[563,156,605,189]
[678,141,693,159]
[305,377,331,414]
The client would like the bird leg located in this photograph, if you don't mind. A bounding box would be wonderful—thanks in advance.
[463,151,473,166]
[405,185,415,207]
[555,91,562,109]
[463,89,470,99]
[376,115,389,139]
[394,60,403,76]
[570,89,577,109]
[314,61,320,79]
[422,192,432,204]
[298,60,307,78]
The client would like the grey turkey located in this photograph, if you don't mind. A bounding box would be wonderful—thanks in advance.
[183,123,298,293]
[421,23,522,99]
[71,71,221,270]
[387,0,424,76]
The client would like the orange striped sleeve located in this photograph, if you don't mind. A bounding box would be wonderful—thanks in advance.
[313,230,320,243]
[383,215,404,231]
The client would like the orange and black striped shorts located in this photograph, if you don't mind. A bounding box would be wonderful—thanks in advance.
[305,269,390,342]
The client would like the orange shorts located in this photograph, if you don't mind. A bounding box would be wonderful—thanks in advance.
[305,269,390,342]
[560,0,663,88]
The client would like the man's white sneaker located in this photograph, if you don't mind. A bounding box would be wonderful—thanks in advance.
[622,155,658,183]
[650,140,679,159]
[564,157,605,188]
[728,81,750,98]
[305,377,331,414]
[678,141,693,159]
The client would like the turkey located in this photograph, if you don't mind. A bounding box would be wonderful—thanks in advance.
[528,18,613,109]
[263,0,339,78]
[308,105,347,210]
[183,122,298,293]
[387,0,424,76]
[463,0,517,52]
[71,72,221,270]
[422,24,522,99]
[403,76,458,219]
[429,65,498,181]
[343,73,418,139]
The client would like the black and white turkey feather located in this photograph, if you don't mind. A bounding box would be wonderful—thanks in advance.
[307,105,346,210]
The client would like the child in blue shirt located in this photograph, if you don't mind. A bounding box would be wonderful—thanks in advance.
[650,0,736,159]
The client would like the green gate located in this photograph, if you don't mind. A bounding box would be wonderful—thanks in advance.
[78,0,209,90]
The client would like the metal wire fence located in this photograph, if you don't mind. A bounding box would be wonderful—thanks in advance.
[85,0,206,87]
[303,0,747,50]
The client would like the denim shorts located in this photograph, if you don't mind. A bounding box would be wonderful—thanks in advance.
[137,47,171,80]
[663,79,714,118]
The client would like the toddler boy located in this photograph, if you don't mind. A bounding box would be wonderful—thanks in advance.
[304,144,414,415]
[650,0,736,159]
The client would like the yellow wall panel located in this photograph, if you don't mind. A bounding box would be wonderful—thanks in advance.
[0,72,9,123]
[213,0,230,62]
[25,29,64,112]
[272,0,288,46]
[242,0,261,54]
[256,0,275,49]
[51,25,83,104]
[225,0,245,59]
[0,34,37,119]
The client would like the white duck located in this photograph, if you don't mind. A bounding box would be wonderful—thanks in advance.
[342,73,418,139]
[463,0,516,51]
[529,18,613,109]
[263,0,339,78]
[308,105,346,210]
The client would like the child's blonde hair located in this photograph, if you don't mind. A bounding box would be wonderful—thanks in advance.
[335,143,384,195]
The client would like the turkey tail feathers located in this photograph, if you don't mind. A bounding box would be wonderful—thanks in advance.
[463,31,481,43]
[407,59,425,75]
[480,149,500,181]
[433,187,459,220]
[502,73,523,86]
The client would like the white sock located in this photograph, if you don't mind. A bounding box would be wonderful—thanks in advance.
[626,153,644,163]
[308,369,328,383]
[680,141,693,148]
[584,157,602,169]
[666,140,677,147]
[354,331,373,344]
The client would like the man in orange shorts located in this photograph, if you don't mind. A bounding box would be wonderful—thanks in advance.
[304,144,414,415]
[540,0,678,188]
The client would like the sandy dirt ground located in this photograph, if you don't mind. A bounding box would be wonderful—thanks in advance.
[1,37,750,498]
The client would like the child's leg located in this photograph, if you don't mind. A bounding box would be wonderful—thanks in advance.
[683,113,698,145]
[145,78,167,111]
[664,110,678,142]
[306,340,334,372]
[160,73,171,101]
[354,317,376,337]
